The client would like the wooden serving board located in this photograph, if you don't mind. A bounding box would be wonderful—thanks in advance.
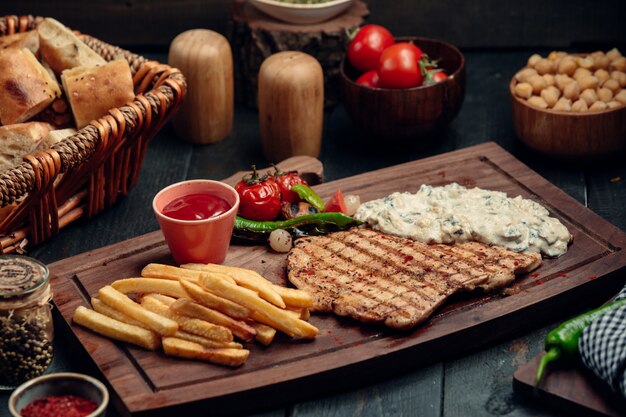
[50,142,626,417]
[514,354,626,416]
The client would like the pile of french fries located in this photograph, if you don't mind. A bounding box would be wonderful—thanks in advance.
[72,263,317,367]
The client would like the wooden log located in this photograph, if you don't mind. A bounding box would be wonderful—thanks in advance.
[229,0,369,108]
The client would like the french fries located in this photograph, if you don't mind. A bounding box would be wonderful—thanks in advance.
[73,306,161,350]
[141,263,236,285]
[91,297,149,330]
[170,298,256,342]
[198,274,318,339]
[112,278,187,299]
[73,261,318,369]
[140,295,234,342]
[182,263,286,308]
[271,285,314,308]
[179,280,251,319]
[251,322,276,346]
[99,285,178,336]
[174,331,243,350]
[162,337,249,367]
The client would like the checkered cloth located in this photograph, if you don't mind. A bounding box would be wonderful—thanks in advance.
[579,285,626,397]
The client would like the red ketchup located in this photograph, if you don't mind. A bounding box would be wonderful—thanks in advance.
[161,193,231,221]
[21,394,98,417]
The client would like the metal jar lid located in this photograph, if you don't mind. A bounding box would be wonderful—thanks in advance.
[0,255,50,303]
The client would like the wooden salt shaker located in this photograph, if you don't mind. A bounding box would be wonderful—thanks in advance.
[258,51,324,161]
[168,29,233,144]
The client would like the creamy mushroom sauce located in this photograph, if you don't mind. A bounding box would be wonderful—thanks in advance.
[354,183,571,257]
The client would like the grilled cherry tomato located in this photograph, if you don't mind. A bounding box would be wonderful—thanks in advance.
[324,189,347,214]
[356,70,380,88]
[273,167,308,203]
[378,42,424,89]
[235,166,281,221]
[347,24,395,72]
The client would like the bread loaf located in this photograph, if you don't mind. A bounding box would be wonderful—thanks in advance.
[38,17,106,74]
[0,30,39,54]
[0,48,61,125]
[42,128,76,149]
[61,59,135,128]
[0,122,54,172]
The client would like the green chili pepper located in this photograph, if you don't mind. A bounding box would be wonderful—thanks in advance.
[235,213,360,234]
[536,298,626,384]
[290,184,325,212]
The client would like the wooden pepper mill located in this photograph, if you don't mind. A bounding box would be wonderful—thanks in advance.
[258,51,324,161]
[168,29,234,144]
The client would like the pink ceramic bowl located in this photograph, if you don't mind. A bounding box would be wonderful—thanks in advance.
[153,180,240,265]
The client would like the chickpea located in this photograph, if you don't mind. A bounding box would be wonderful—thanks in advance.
[606,47,622,61]
[615,89,626,105]
[527,54,542,67]
[607,101,622,109]
[514,82,533,99]
[535,58,554,75]
[593,55,611,70]
[541,86,561,107]
[515,67,538,83]
[603,79,620,92]
[563,81,580,100]
[594,69,610,84]
[580,88,598,106]
[528,74,548,94]
[548,51,567,60]
[589,101,608,112]
[577,56,595,69]
[527,96,548,109]
[578,75,599,91]
[574,67,592,81]
[557,57,577,75]
[552,97,572,112]
[543,74,555,87]
[611,71,626,87]
[611,57,626,72]
[572,99,589,112]
[555,74,574,90]
[597,87,614,103]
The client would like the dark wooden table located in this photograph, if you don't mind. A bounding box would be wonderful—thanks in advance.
[2,50,625,417]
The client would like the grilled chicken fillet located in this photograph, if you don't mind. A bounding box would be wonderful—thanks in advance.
[287,228,542,330]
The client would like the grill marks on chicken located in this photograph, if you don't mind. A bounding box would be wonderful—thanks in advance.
[287,228,542,330]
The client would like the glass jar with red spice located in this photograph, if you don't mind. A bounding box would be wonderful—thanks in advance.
[0,255,54,389]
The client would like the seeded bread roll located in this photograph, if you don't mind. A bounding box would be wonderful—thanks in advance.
[0,48,61,125]
[0,122,54,173]
[61,59,135,128]
[38,18,106,74]
[0,30,39,54]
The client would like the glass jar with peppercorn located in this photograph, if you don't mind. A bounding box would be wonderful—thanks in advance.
[0,255,54,390]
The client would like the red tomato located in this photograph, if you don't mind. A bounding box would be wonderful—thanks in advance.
[324,190,347,214]
[355,70,380,88]
[347,24,395,72]
[235,167,281,221]
[432,71,448,82]
[273,168,308,203]
[378,43,424,89]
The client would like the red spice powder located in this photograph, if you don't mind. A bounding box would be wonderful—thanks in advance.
[588,275,598,280]
[21,395,98,417]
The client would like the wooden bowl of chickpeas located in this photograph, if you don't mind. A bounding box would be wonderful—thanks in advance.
[510,48,626,158]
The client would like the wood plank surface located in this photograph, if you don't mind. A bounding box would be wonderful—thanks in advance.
[49,142,626,416]
[514,354,626,417]
[8,0,626,48]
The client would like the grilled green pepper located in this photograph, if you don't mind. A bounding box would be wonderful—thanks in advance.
[233,213,361,241]
[536,298,626,384]
[290,184,325,212]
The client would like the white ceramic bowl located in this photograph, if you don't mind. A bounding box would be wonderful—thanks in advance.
[9,372,109,417]
[249,0,354,24]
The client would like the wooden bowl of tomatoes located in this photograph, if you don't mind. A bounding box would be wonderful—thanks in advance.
[340,30,465,141]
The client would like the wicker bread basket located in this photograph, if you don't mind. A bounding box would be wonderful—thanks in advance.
[0,15,187,254]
